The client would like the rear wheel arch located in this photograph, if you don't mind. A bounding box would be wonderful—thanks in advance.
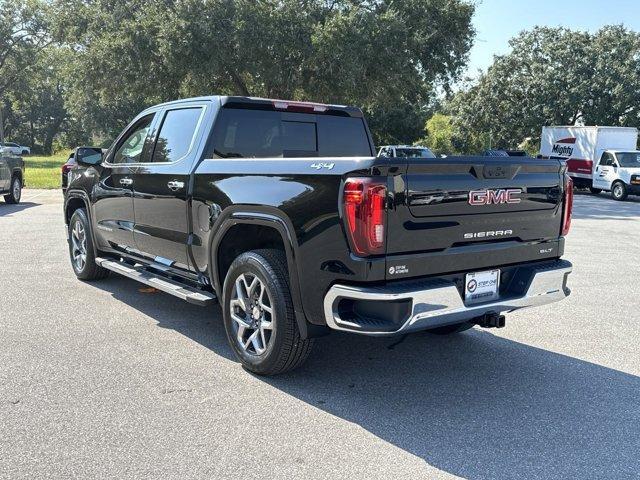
[215,223,286,289]
[209,210,311,338]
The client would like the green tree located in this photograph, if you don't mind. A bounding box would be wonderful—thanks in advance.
[0,0,49,142]
[448,26,640,150]
[6,47,72,153]
[52,0,475,145]
[417,112,483,155]
[419,113,454,154]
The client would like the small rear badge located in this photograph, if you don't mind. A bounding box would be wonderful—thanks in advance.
[310,162,335,170]
[389,265,409,275]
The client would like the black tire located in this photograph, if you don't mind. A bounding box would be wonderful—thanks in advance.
[611,181,628,201]
[222,249,314,375]
[426,321,474,335]
[589,187,602,195]
[4,175,22,204]
[68,209,109,281]
[21,150,28,156]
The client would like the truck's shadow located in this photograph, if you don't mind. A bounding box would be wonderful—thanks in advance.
[0,202,40,216]
[93,277,640,479]
[573,192,640,220]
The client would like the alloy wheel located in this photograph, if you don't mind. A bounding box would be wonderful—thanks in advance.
[71,220,87,271]
[229,273,274,356]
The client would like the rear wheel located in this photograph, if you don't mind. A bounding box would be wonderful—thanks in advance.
[611,181,628,201]
[589,187,602,195]
[222,249,314,375]
[426,321,474,335]
[4,175,21,204]
[68,209,109,280]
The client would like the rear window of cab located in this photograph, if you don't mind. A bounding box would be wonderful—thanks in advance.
[211,108,372,158]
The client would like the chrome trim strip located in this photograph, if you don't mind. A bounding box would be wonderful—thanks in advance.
[323,261,572,336]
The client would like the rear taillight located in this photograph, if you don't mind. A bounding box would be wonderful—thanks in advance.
[561,174,573,236]
[343,178,386,256]
[61,163,72,174]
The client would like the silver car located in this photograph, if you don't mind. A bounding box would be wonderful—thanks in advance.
[0,142,30,156]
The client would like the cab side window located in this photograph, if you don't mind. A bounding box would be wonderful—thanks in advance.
[152,107,203,163]
[599,152,613,166]
[112,114,154,164]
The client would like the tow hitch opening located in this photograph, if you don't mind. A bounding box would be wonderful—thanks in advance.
[474,312,506,329]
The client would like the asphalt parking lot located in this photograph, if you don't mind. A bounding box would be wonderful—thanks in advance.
[1,190,639,479]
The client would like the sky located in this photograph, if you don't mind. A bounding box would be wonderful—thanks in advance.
[466,0,640,75]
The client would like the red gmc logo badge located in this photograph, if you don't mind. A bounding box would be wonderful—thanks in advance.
[468,189,522,205]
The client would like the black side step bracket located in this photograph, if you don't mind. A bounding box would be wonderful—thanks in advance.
[95,257,216,307]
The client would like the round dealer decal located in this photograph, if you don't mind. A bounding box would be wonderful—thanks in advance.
[467,279,477,293]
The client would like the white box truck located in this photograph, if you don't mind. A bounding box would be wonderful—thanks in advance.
[539,126,638,191]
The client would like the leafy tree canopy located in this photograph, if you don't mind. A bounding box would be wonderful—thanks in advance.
[0,0,50,143]
[448,26,640,150]
[50,0,475,144]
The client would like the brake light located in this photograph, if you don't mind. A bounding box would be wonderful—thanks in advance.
[343,178,386,256]
[561,174,573,236]
[272,100,328,113]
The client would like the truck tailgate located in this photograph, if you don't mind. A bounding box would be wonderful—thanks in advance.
[383,157,565,277]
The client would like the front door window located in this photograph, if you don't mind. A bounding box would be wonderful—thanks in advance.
[112,115,154,164]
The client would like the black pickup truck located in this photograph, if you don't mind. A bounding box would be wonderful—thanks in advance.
[64,96,573,375]
[0,146,24,204]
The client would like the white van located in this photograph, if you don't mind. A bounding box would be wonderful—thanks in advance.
[539,126,638,193]
[592,150,640,200]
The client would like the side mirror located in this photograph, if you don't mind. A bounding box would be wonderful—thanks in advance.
[75,146,103,167]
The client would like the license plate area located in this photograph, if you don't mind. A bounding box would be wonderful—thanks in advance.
[464,269,500,305]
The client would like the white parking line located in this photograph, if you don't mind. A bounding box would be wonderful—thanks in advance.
[21,191,48,201]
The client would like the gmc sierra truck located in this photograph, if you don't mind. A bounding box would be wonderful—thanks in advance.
[64,96,573,375]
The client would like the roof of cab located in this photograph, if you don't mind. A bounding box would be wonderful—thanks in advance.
[144,95,363,117]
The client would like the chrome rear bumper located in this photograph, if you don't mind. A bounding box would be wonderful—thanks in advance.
[323,260,572,336]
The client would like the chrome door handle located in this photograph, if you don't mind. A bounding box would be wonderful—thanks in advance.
[167,180,185,191]
[119,178,133,186]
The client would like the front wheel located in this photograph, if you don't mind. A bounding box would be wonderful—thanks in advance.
[611,181,628,201]
[68,209,109,280]
[4,175,22,204]
[222,249,314,375]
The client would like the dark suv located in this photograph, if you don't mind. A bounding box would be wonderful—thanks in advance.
[0,145,25,204]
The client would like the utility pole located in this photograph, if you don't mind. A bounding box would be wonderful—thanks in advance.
[0,105,4,143]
